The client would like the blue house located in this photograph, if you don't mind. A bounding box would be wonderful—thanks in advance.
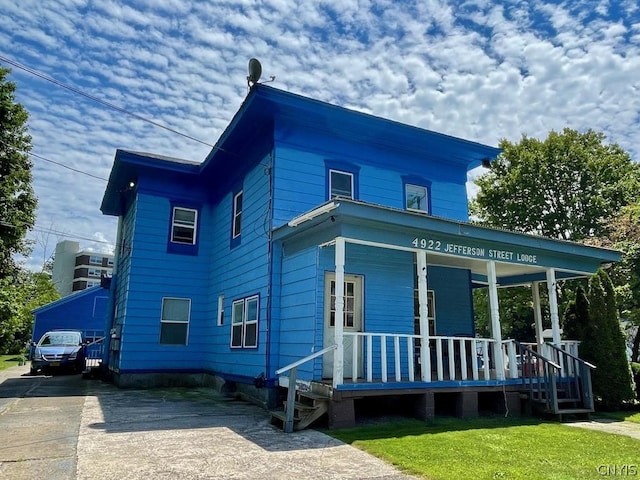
[100,85,619,429]
[32,285,108,344]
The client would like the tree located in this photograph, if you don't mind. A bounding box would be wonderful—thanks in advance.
[0,66,37,280]
[562,285,590,341]
[0,271,59,354]
[471,128,640,241]
[579,269,635,409]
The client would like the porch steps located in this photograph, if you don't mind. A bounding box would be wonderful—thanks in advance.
[270,390,330,432]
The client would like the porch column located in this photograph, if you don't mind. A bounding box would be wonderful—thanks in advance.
[532,281,544,347]
[416,250,430,382]
[487,261,505,380]
[545,268,562,347]
[333,237,346,388]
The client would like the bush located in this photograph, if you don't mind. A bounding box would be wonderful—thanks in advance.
[632,363,640,401]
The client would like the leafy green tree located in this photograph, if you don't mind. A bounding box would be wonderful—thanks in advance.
[562,285,590,341]
[580,269,635,409]
[471,128,640,241]
[474,286,536,341]
[0,66,37,280]
[0,271,59,354]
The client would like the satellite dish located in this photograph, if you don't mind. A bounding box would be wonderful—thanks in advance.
[247,58,262,86]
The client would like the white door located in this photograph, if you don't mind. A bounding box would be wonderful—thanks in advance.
[323,273,363,378]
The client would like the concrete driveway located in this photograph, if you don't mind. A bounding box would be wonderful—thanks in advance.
[0,365,413,480]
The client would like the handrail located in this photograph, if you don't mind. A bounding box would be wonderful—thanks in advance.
[545,343,596,369]
[513,341,561,369]
[275,344,337,376]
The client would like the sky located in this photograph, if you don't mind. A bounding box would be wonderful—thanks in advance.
[1,0,639,272]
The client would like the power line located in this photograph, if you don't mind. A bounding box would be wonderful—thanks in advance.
[0,140,108,182]
[0,54,215,148]
[29,152,108,181]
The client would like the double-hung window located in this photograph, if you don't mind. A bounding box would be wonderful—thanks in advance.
[230,295,258,348]
[329,169,354,199]
[160,297,190,345]
[171,207,197,244]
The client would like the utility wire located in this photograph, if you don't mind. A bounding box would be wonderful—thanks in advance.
[0,54,215,148]
[29,151,108,181]
[0,140,108,182]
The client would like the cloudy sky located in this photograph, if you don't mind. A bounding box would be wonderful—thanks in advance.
[1,0,639,271]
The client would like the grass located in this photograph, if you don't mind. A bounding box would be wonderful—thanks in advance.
[595,411,640,424]
[0,354,25,371]
[328,416,640,480]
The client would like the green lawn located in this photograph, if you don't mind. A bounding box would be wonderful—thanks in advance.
[595,411,640,424]
[0,354,25,371]
[328,416,640,480]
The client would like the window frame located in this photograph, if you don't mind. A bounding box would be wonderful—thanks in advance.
[402,176,432,215]
[325,160,360,201]
[405,183,429,213]
[89,255,103,265]
[232,190,243,240]
[171,206,198,245]
[160,297,191,346]
[217,294,225,326]
[230,294,259,349]
[329,169,354,199]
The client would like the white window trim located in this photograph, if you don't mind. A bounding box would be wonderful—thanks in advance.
[89,255,103,265]
[329,169,354,199]
[406,183,429,213]
[232,191,243,239]
[171,207,198,245]
[230,294,259,348]
[217,294,224,326]
[160,297,191,345]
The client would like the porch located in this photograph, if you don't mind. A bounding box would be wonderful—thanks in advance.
[273,336,594,431]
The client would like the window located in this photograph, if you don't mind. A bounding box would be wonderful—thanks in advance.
[329,169,354,199]
[107,258,114,266]
[171,207,197,244]
[232,191,243,239]
[231,295,259,348]
[88,268,103,277]
[217,295,224,326]
[160,298,190,345]
[329,280,357,327]
[414,289,436,336]
[89,255,102,265]
[406,184,428,213]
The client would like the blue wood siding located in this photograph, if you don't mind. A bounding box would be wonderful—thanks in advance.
[32,288,108,342]
[272,124,471,228]
[276,247,319,381]
[203,156,272,379]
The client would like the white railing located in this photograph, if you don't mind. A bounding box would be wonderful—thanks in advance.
[342,332,496,384]
[520,340,581,376]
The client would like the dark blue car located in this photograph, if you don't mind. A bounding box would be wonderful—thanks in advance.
[30,330,86,374]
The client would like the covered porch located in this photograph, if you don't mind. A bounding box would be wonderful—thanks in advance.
[271,199,620,430]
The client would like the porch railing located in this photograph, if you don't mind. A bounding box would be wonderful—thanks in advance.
[343,332,495,383]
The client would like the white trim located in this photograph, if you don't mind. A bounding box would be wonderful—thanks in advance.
[487,261,505,380]
[288,202,339,227]
[405,183,428,213]
[546,268,562,346]
[171,206,198,245]
[232,191,243,239]
[333,237,346,387]
[230,294,259,348]
[329,169,354,199]
[217,294,224,326]
[160,297,191,346]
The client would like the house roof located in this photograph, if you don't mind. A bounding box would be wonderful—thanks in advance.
[273,198,621,286]
[101,85,501,216]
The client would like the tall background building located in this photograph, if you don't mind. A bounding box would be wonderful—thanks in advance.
[52,240,114,296]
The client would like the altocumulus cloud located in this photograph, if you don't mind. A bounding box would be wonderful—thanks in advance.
[0,0,637,271]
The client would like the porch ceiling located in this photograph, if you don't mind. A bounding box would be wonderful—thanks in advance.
[274,199,621,286]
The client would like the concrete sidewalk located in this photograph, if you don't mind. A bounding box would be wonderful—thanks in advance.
[76,381,413,480]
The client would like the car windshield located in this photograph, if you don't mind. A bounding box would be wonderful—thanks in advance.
[39,333,81,346]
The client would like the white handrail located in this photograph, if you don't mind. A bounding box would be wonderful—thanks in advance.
[275,344,337,376]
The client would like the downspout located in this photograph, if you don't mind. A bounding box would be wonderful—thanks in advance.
[265,150,275,386]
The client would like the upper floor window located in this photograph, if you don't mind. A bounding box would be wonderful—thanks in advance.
[405,184,428,213]
[171,207,197,244]
[232,191,243,239]
[89,255,102,265]
[329,169,354,199]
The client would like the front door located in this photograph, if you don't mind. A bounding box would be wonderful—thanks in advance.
[323,273,363,378]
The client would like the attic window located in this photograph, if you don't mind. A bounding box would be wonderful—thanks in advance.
[171,207,197,244]
[232,191,243,239]
[329,170,354,199]
[406,184,428,213]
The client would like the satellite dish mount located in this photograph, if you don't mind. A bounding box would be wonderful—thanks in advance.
[247,58,275,90]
